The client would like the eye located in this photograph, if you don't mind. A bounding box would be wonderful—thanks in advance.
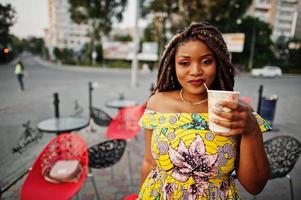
[201,58,213,65]
[178,60,190,67]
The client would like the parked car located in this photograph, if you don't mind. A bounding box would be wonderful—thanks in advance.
[251,66,282,78]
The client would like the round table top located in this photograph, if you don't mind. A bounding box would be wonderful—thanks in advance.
[37,117,89,134]
[105,99,137,109]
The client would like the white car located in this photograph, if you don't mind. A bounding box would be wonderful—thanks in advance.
[251,66,282,78]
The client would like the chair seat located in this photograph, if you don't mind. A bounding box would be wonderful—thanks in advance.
[124,193,138,200]
[21,134,88,200]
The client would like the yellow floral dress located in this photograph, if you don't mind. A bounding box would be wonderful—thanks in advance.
[138,109,271,200]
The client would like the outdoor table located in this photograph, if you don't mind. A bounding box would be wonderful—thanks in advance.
[37,117,89,135]
[105,99,137,109]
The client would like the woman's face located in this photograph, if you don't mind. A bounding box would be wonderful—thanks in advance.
[175,40,216,97]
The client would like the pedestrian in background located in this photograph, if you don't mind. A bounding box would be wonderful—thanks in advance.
[15,59,25,91]
[138,22,271,199]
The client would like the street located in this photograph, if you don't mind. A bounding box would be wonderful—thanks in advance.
[0,54,300,199]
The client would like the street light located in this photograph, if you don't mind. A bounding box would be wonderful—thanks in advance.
[248,23,256,71]
[154,11,168,56]
[3,48,10,54]
[131,0,140,88]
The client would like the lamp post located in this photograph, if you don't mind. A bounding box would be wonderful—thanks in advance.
[248,25,256,71]
[154,12,168,57]
[131,0,140,88]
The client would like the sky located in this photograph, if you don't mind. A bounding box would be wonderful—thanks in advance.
[1,0,138,39]
[1,0,48,38]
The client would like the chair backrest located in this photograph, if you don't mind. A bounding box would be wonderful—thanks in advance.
[91,107,112,126]
[106,104,145,139]
[88,139,127,169]
[21,133,88,200]
[264,135,301,179]
[40,134,88,176]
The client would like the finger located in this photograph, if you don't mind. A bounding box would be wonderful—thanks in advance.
[219,101,250,113]
[212,118,244,129]
[213,108,249,122]
[217,101,239,111]
[212,108,239,121]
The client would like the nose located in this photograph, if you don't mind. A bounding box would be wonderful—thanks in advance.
[190,62,203,76]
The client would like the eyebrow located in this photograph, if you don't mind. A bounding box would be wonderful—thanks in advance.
[176,53,214,59]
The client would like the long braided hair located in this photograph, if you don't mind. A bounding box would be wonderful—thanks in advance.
[151,22,235,96]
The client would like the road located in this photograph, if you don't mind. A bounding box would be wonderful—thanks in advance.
[0,54,300,199]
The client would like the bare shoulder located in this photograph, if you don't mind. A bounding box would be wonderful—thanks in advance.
[146,91,179,112]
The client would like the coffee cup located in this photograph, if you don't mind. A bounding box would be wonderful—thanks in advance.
[207,90,240,133]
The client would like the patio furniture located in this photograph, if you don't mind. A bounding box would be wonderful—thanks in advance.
[264,135,301,200]
[124,193,138,200]
[37,117,89,135]
[106,104,145,140]
[20,133,88,200]
[91,107,112,127]
[88,139,127,198]
[105,99,137,110]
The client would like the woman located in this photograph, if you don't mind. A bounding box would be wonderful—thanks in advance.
[15,60,25,91]
[138,22,271,199]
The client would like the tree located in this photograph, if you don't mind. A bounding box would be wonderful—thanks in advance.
[0,3,16,46]
[53,47,74,64]
[232,16,275,69]
[140,0,253,54]
[205,0,252,32]
[284,38,301,72]
[24,37,45,55]
[0,3,16,62]
[113,34,133,42]
[68,0,127,65]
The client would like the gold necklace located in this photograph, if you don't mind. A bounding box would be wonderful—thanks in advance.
[180,89,207,106]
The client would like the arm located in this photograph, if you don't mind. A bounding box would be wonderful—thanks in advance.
[212,100,270,194]
[236,114,270,194]
[140,128,156,186]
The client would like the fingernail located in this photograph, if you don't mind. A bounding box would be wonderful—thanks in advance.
[214,105,223,112]
[223,107,231,113]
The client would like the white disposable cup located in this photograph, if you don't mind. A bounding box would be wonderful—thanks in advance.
[207,90,240,133]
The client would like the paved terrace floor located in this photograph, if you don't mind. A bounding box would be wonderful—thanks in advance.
[1,56,300,200]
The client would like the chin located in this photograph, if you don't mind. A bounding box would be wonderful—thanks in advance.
[190,88,206,95]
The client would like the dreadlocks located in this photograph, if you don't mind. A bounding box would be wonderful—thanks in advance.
[151,22,235,96]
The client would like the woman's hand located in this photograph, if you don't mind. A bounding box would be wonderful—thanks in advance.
[211,99,260,136]
[213,99,270,194]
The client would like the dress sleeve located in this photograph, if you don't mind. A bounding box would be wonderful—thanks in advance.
[252,112,272,133]
[138,110,157,130]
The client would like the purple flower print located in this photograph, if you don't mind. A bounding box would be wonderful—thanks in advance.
[162,182,177,200]
[169,135,218,195]
[187,184,201,200]
[219,180,230,199]
[150,170,158,184]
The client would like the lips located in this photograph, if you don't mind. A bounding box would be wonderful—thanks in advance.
[188,79,204,86]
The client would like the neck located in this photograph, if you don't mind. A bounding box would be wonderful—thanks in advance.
[180,89,208,106]
[181,89,207,102]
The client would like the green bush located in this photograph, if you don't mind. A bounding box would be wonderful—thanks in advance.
[104,60,131,68]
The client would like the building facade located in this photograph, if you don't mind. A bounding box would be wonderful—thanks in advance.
[272,0,299,41]
[45,0,90,58]
[248,0,301,41]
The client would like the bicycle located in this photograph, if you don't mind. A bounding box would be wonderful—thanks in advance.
[12,120,43,154]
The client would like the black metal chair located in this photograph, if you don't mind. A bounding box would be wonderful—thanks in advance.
[88,139,127,198]
[264,135,301,200]
[90,107,112,127]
